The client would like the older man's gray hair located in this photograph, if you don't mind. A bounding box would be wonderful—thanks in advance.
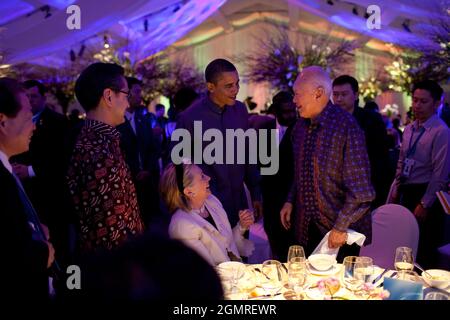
[297,66,332,100]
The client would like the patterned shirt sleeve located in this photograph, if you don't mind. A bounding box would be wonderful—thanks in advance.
[334,123,375,231]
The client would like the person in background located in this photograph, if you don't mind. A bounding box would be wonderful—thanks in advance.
[0,78,55,301]
[261,91,297,261]
[172,59,262,227]
[66,63,144,254]
[332,75,391,208]
[117,77,161,228]
[389,80,450,268]
[281,67,375,261]
[160,163,255,266]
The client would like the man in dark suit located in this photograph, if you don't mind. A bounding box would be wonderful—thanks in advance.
[259,92,297,261]
[10,80,71,267]
[117,77,162,228]
[333,75,391,208]
[0,78,55,301]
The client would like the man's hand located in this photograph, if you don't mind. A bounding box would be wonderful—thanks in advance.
[46,241,55,269]
[328,229,347,249]
[252,201,262,221]
[12,163,29,180]
[413,203,428,223]
[280,202,293,230]
[238,209,255,231]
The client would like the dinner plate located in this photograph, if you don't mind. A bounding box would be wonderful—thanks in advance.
[307,263,340,276]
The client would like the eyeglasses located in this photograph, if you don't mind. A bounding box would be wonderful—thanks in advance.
[110,88,131,99]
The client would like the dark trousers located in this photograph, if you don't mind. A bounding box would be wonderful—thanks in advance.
[303,222,360,263]
[398,183,445,269]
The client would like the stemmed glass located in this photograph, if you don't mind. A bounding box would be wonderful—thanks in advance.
[261,260,284,299]
[394,247,414,280]
[288,257,308,300]
[287,245,306,264]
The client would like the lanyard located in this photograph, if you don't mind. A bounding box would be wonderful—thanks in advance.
[406,126,425,158]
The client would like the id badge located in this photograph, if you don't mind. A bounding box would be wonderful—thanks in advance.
[401,158,415,178]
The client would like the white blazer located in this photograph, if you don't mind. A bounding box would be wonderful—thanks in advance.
[169,195,254,266]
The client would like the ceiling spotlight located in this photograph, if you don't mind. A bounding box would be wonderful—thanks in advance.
[327,0,334,5]
[70,49,76,62]
[41,5,52,19]
[402,20,411,33]
[103,35,110,49]
[352,6,359,16]
[78,44,86,57]
[144,19,148,32]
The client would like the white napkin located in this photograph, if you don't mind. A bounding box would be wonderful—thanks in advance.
[311,229,366,258]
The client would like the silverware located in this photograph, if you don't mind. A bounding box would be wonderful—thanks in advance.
[254,267,270,280]
[372,268,388,284]
[281,263,289,273]
[248,292,282,300]
[414,262,433,278]
[377,271,397,287]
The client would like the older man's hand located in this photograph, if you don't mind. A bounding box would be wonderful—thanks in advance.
[328,228,347,249]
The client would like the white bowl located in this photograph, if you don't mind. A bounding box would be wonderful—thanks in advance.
[421,269,450,289]
[308,254,337,271]
[216,261,246,281]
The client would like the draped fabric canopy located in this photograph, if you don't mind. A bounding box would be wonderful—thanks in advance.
[0,0,447,68]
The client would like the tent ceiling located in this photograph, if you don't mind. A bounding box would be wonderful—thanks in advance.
[0,0,447,68]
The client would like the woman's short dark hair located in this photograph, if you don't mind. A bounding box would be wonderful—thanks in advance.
[75,62,125,112]
[0,78,25,117]
[205,59,237,84]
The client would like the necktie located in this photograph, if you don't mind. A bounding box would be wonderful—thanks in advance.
[12,172,62,278]
[12,172,45,242]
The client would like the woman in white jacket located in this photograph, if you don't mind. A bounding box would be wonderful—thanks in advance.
[160,162,255,266]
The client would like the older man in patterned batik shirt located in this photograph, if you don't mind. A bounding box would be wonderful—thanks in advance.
[67,63,144,253]
[280,66,375,261]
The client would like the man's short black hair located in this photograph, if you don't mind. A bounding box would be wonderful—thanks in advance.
[412,80,443,102]
[23,79,46,96]
[173,87,198,112]
[268,91,293,114]
[126,77,142,89]
[332,75,359,93]
[205,58,237,84]
[75,62,125,112]
[0,78,25,117]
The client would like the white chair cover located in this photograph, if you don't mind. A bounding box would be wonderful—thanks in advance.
[360,204,419,269]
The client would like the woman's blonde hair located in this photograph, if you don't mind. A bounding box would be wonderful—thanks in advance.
[159,163,198,214]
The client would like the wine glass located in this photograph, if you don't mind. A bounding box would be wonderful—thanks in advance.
[394,247,414,279]
[287,245,306,265]
[288,257,308,300]
[261,260,284,299]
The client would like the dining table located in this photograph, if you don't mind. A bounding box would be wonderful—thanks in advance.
[217,262,450,300]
